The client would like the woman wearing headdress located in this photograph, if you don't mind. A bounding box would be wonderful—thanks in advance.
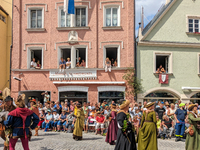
[73,103,85,141]
[3,94,39,150]
[185,104,200,150]
[105,103,118,145]
[114,100,137,150]
[138,102,157,150]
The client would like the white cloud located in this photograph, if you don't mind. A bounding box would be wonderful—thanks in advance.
[135,0,166,35]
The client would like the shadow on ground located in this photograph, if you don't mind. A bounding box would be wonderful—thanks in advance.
[40,147,53,150]
[82,137,103,140]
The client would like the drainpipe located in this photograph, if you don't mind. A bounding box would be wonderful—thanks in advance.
[96,0,99,68]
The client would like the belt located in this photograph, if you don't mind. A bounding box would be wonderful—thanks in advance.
[144,120,153,123]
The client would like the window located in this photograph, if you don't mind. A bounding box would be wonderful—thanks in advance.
[75,48,86,68]
[188,18,200,33]
[104,6,119,27]
[154,52,172,74]
[60,9,71,27]
[59,91,87,104]
[106,48,118,67]
[75,8,86,27]
[99,91,124,104]
[0,13,6,23]
[61,48,71,61]
[28,49,43,69]
[30,9,43,28]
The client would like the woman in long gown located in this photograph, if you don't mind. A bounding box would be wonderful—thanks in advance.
[114,100,137,150]
[105,103,118,145]
[73,103,85,141]
[185,104,200,150]
[138,102,157,150]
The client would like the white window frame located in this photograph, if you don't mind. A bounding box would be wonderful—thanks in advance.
[27,47,44,69]
[58,6,72,27]
[57,45,88,69]
[103,5,120,27]
[75,6,88,27]
[153,52,173,74]
[103,45,120,68]
[198,53,200,74]
[186,15,200,33]
[27,7,44,28]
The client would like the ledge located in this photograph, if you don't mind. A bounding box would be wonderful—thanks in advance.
[56,26,90,31]
[11,67,128,72]
[154,73,173,75]
[186,32,200,35]
[26,28,46,32]
[102,26,122,30]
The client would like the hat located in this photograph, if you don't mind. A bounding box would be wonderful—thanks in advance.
[4,96,13,102]
[165,102,170,106]
[188,104,198,111]
[30,99,36,104]
[53,109,57,112]
[96,111,101,114]
[111,103,116,108]
[145,102,155,108]
[47,110,51,112]
[65,99,68,102]
[15,94,26,108]
[62,109,66,112]
[161,102,164,104]
[119,100,130,110]
[179,103,185,107]
[76,103,82,108]
[45,91,48,93]
[103,100,107,102]
[46,101,50,104]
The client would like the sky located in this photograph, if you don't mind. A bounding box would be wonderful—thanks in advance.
[135,0,166,36]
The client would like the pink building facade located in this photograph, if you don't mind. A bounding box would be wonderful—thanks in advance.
[11,0,135,104]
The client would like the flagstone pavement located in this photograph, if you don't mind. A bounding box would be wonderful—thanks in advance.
[0,131,185,150]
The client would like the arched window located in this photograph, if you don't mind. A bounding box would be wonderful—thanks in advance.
[190,92,200,105]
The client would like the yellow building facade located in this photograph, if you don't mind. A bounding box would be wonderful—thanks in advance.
[0,0,12,99]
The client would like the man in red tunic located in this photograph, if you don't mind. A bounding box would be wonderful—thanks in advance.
[30,99,39,136]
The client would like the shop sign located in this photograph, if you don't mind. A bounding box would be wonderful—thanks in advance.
[49,70,97,81]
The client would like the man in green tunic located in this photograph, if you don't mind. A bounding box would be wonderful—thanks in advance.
[185,104,200,150]
[73,103,85,141]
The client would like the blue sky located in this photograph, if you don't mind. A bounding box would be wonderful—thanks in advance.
[135,0,166,35]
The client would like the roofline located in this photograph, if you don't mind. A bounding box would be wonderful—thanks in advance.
[0,5,9,16]
[141,0,177,41]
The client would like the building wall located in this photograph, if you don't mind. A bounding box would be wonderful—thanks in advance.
[0,0,12,94]
[145,0,200,43]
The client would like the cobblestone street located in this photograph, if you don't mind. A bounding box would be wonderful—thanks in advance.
[0,131,185,150]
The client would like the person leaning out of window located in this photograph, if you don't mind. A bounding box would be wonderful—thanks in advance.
[30,58,37,69]
[105,57,111,72]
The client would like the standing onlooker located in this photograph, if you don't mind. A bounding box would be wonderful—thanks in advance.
[129,103,135,119]
[63,101,70,115]
[82,102,88,115]
[59,57,66,71]
[54,102,62,115]
[133,116,139,135]
[70,100,75,112]
[155,102,165,120]
[167,103,176,126]
[174,103,187,142]
[41,91,50,104]
[105,57,111,72]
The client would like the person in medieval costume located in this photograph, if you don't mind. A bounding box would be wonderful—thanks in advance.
[30,99,39,136]
[0,87,16,150]
[137,102,158,150]
[185,104,200,150]
[105,103,118,145]
[114,100,137,150]
[73,103,85,141]
[3,94,39,150]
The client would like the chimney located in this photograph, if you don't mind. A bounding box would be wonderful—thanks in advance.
[141,6,144,31]
[166,0,171,5]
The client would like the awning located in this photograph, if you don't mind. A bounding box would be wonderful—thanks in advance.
[182,87,200,90]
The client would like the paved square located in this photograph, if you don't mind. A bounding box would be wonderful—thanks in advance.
[0,131,185,150]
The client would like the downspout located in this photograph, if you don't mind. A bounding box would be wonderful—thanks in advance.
[9,0,13,90]
[134,0,137,101]
[96,0,99,68]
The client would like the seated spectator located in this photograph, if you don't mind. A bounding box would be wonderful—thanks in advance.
[95,111,105,135]
[57,110,67,132]
[38,110,45,129]
[66,58,71,69]
[38,103,43,114]
[59,57,66,72]
[80,60,86,67]
[133,116,139,135]
[42,110,54,132]
[162,115,174,139]
[83,114,89,133]
[30,58,37,69]
[36,60,41,69]
[43,102,51,113]
[53,110,59,132]
[82,102,88,115]
[66,111,76,132]
[105,57,111,72]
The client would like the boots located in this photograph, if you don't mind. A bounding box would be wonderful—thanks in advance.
[34,128,38,136]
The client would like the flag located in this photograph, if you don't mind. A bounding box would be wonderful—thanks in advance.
[64,0,75,14]
[159,74,169,84]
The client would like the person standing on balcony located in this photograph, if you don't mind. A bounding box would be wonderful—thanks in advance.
[105,58,111,72]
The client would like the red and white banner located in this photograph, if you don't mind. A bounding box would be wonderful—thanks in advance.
[159,74,169,84]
